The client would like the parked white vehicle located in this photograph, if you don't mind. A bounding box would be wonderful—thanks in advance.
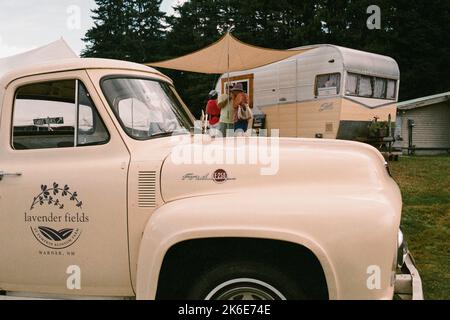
[0,41,421,300]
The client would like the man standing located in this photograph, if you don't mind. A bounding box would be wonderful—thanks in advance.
[217,83,236,137]
[205,90,220,137]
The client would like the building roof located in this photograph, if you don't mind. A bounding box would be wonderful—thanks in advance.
[398,92,450,110]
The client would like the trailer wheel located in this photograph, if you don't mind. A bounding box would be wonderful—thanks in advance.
[187,261,305,300]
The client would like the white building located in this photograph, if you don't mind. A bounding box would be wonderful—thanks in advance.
[396,92,450,155]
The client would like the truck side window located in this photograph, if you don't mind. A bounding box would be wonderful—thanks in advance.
[12,80,109,150]
[77,82,110,146]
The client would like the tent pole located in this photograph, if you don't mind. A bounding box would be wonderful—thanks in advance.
[227,36,230,96]
[227,31,231,136]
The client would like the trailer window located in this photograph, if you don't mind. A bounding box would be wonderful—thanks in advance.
[12,80,109,150]
[373,78,387,98]
[346,73,358,95]
[346,73,397,100]
[386,80,396,99]
[315,73,341,96]
[358,75,373,97]
[221,74,254,108]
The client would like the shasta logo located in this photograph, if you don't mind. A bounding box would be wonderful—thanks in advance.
[25,183,89,250]
[319,102,334,111]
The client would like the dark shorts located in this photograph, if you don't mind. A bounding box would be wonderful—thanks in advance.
[234,120,248,132]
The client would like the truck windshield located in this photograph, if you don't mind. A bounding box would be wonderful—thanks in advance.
[101,77,193,140]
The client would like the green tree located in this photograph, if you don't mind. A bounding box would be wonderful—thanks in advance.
[386,0,450,99]
[132,0,166,62]
[161,0,225,117]
[82,0,165,62]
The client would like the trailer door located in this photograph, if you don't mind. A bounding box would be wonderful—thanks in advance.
[277,60,298,137]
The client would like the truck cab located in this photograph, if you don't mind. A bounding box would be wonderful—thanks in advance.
[0,42,422,300]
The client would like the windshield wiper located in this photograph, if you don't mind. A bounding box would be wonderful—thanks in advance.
[150,131,175,138]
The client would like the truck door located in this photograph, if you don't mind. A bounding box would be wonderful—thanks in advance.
[0,71,132,296]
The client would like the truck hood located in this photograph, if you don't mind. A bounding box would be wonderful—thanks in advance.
[160,135,391,202]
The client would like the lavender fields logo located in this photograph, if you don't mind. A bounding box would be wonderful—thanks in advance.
[25,183,89,250]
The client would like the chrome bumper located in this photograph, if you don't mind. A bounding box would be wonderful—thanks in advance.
[394,252,424,300]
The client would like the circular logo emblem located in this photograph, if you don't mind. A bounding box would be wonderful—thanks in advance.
[212,169,228,184]
[25,182,89,250]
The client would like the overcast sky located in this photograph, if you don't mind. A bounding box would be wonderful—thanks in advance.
[0,0,187,58]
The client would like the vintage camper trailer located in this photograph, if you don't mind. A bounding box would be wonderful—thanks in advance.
[215,45,400,140]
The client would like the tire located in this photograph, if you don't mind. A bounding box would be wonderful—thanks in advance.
[187,261,305,300]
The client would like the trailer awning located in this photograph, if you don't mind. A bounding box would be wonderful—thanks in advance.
[146,32,310,74]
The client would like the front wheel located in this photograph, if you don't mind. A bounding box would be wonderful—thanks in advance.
[187,261,305,300]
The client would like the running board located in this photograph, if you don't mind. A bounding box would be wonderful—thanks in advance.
[0,291,133,300]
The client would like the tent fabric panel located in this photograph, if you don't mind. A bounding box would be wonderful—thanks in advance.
[147,33,309,74]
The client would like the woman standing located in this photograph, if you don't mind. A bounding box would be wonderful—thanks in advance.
[231,83,253,135]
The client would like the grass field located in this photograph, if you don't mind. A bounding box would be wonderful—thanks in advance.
[390,155,450,300]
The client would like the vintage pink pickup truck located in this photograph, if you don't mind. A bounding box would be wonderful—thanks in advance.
[0,40,422,300]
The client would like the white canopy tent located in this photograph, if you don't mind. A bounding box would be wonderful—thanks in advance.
[0,38,77,79]
[0,40,80,129]
[0,39,78,106]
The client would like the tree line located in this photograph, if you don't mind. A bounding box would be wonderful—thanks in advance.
[82,0,450,117]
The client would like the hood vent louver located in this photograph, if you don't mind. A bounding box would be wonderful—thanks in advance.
[138,171,156,208]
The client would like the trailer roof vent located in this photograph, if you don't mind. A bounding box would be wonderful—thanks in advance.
[138,171,156,208]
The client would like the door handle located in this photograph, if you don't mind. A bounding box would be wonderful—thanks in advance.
[0,171,22,181]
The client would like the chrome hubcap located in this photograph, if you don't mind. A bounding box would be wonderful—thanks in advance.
[205,278,286,300]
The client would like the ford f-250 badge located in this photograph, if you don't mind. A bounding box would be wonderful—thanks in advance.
[182,169,236,184]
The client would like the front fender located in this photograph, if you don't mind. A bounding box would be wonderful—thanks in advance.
[136,188,399,300]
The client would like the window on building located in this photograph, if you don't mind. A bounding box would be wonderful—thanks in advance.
[12,80,109,150]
